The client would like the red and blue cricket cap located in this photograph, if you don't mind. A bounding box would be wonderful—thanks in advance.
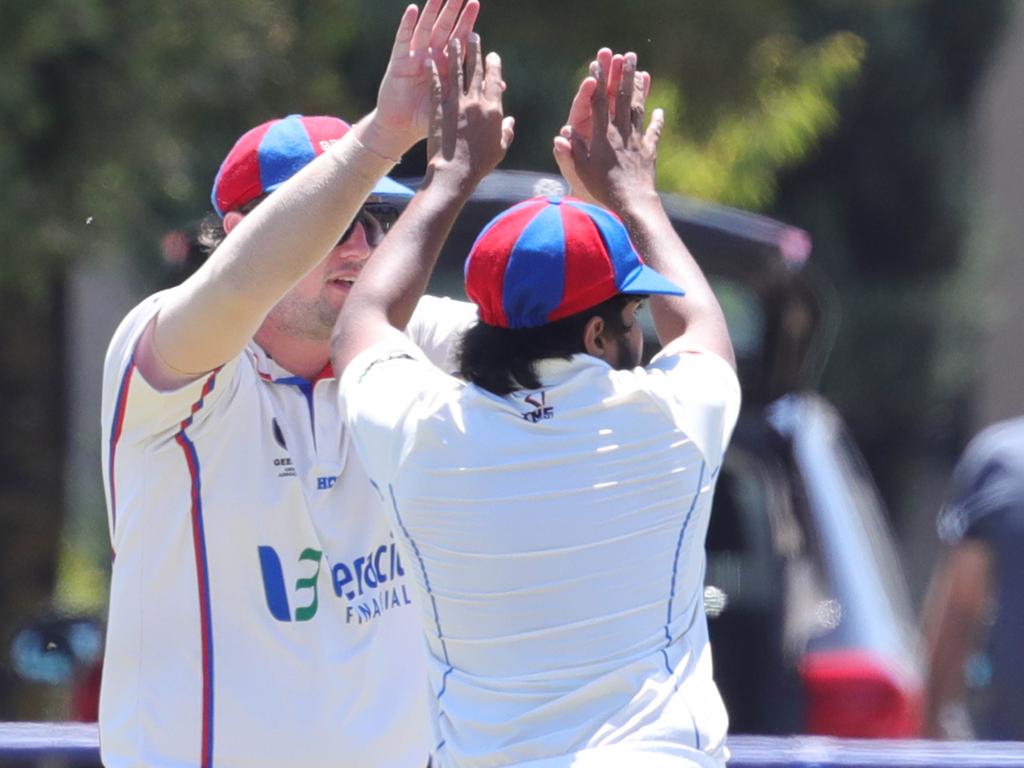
[464,196,685,329]
[210,114,413,217]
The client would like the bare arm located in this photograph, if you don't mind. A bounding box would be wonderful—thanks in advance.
[921,540,993,738]
[137,0,480,389]
[554,50,734,369]
[332,34,514,374]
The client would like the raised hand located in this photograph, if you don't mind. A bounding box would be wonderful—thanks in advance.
[426,32,514,192]
[366,0,480,160]
[554,50,662,211]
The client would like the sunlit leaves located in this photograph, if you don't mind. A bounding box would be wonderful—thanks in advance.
[655,31,865,209]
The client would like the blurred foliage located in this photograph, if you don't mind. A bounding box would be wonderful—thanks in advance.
[0,0,863,296]
[772,0,1010,525]
[657,32,865,208]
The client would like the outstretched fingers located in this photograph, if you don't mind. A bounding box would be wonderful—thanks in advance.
[483,50,504,102]
[389,5,421,61]
[501,116,516,150]
[644,107,665,152]
[425,56,446,154]
[591,57,610,140]
[638,70,651,101]
[553,125,596,203]
[448,38,465,103]
[566,75,598,139]
[410,0,443,53]
[450,0,480,58]
[615,52,637,138]
[430,0,467,54]
[607,53,625,102]
[466,32,483,95]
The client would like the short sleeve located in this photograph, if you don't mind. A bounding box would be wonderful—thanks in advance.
[938,421,1024,545]
[406,295,477,374]
[101,290,243,441]
[640,349,742,468]
[339,335,459,487]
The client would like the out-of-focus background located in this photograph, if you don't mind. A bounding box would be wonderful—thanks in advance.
[1,0,1022,732]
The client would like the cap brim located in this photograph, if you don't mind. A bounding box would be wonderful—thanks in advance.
[369,176,415,199]
[620,264,686,297]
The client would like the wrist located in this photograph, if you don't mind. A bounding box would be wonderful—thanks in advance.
[423,159,484,200]
[610,187,662,220]
[357,111,413,163]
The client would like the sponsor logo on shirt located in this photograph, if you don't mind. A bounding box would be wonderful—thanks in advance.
[258,540,413,626]
[274,457,297,478]
[331,539,413,625]
[258,546,322,622]
[271,418,297,477]
[521,391,554,423]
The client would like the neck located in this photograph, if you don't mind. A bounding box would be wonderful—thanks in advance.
[254,328,332,380]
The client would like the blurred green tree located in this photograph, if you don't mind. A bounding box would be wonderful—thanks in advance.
[772,0,1008,552]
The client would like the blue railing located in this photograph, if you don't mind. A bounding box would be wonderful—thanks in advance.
[2,723,1023,767]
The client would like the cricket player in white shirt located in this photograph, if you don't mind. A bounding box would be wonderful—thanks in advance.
[99,2,483,766]
[333,46,739,768]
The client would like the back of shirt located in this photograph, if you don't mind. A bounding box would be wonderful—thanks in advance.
[341,344,741,767]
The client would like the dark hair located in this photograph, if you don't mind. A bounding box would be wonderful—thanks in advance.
[196,194,269,257]
[457,294,639,395]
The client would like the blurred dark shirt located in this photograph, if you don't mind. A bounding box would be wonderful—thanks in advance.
[938,416,1024,741]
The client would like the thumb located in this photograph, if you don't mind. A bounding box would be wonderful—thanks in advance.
[501,116,516,151]
[553,130,586,193]
[553,131,575,178]
[644,107,665,149]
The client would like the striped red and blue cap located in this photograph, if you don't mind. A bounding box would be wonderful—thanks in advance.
[210,114,413,217]
[464,196,685,329]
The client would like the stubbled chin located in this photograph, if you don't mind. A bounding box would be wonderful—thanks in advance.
[324,280,354,303]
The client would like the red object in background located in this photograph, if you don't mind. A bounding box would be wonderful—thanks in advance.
[800,650,922,738]
[160,229,191,266]
[70,661,102,722]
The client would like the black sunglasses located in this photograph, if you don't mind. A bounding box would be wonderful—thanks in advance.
[338,203,401,247]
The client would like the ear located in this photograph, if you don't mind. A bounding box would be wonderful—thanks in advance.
[222,211,244,234]
[582,315,608,359]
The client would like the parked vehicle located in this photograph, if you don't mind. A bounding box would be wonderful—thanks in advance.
[412,170,924,738]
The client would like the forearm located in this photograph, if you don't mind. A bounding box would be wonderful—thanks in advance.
[150,114,403,379]
[332,171,471,372]
[921,543,991,737]
[616,192,734,366]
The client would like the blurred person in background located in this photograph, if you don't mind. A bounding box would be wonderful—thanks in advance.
[333,46,737,767]
[923,417,1024,740]
[98,1,482,766]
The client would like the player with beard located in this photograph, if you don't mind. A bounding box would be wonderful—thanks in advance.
[99,2,484,766]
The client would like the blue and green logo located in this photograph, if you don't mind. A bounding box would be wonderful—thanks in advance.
[258,546,322,622]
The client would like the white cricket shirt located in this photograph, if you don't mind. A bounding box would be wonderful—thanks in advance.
[99,292,474,768]
[339,338,742,768]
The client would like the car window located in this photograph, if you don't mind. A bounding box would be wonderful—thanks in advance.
[710,278,764,361]
[637,277,764,362]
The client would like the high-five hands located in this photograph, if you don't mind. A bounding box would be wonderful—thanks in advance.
[368,0,481,160]
[426,32,515,191]
[553,49,662,210]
